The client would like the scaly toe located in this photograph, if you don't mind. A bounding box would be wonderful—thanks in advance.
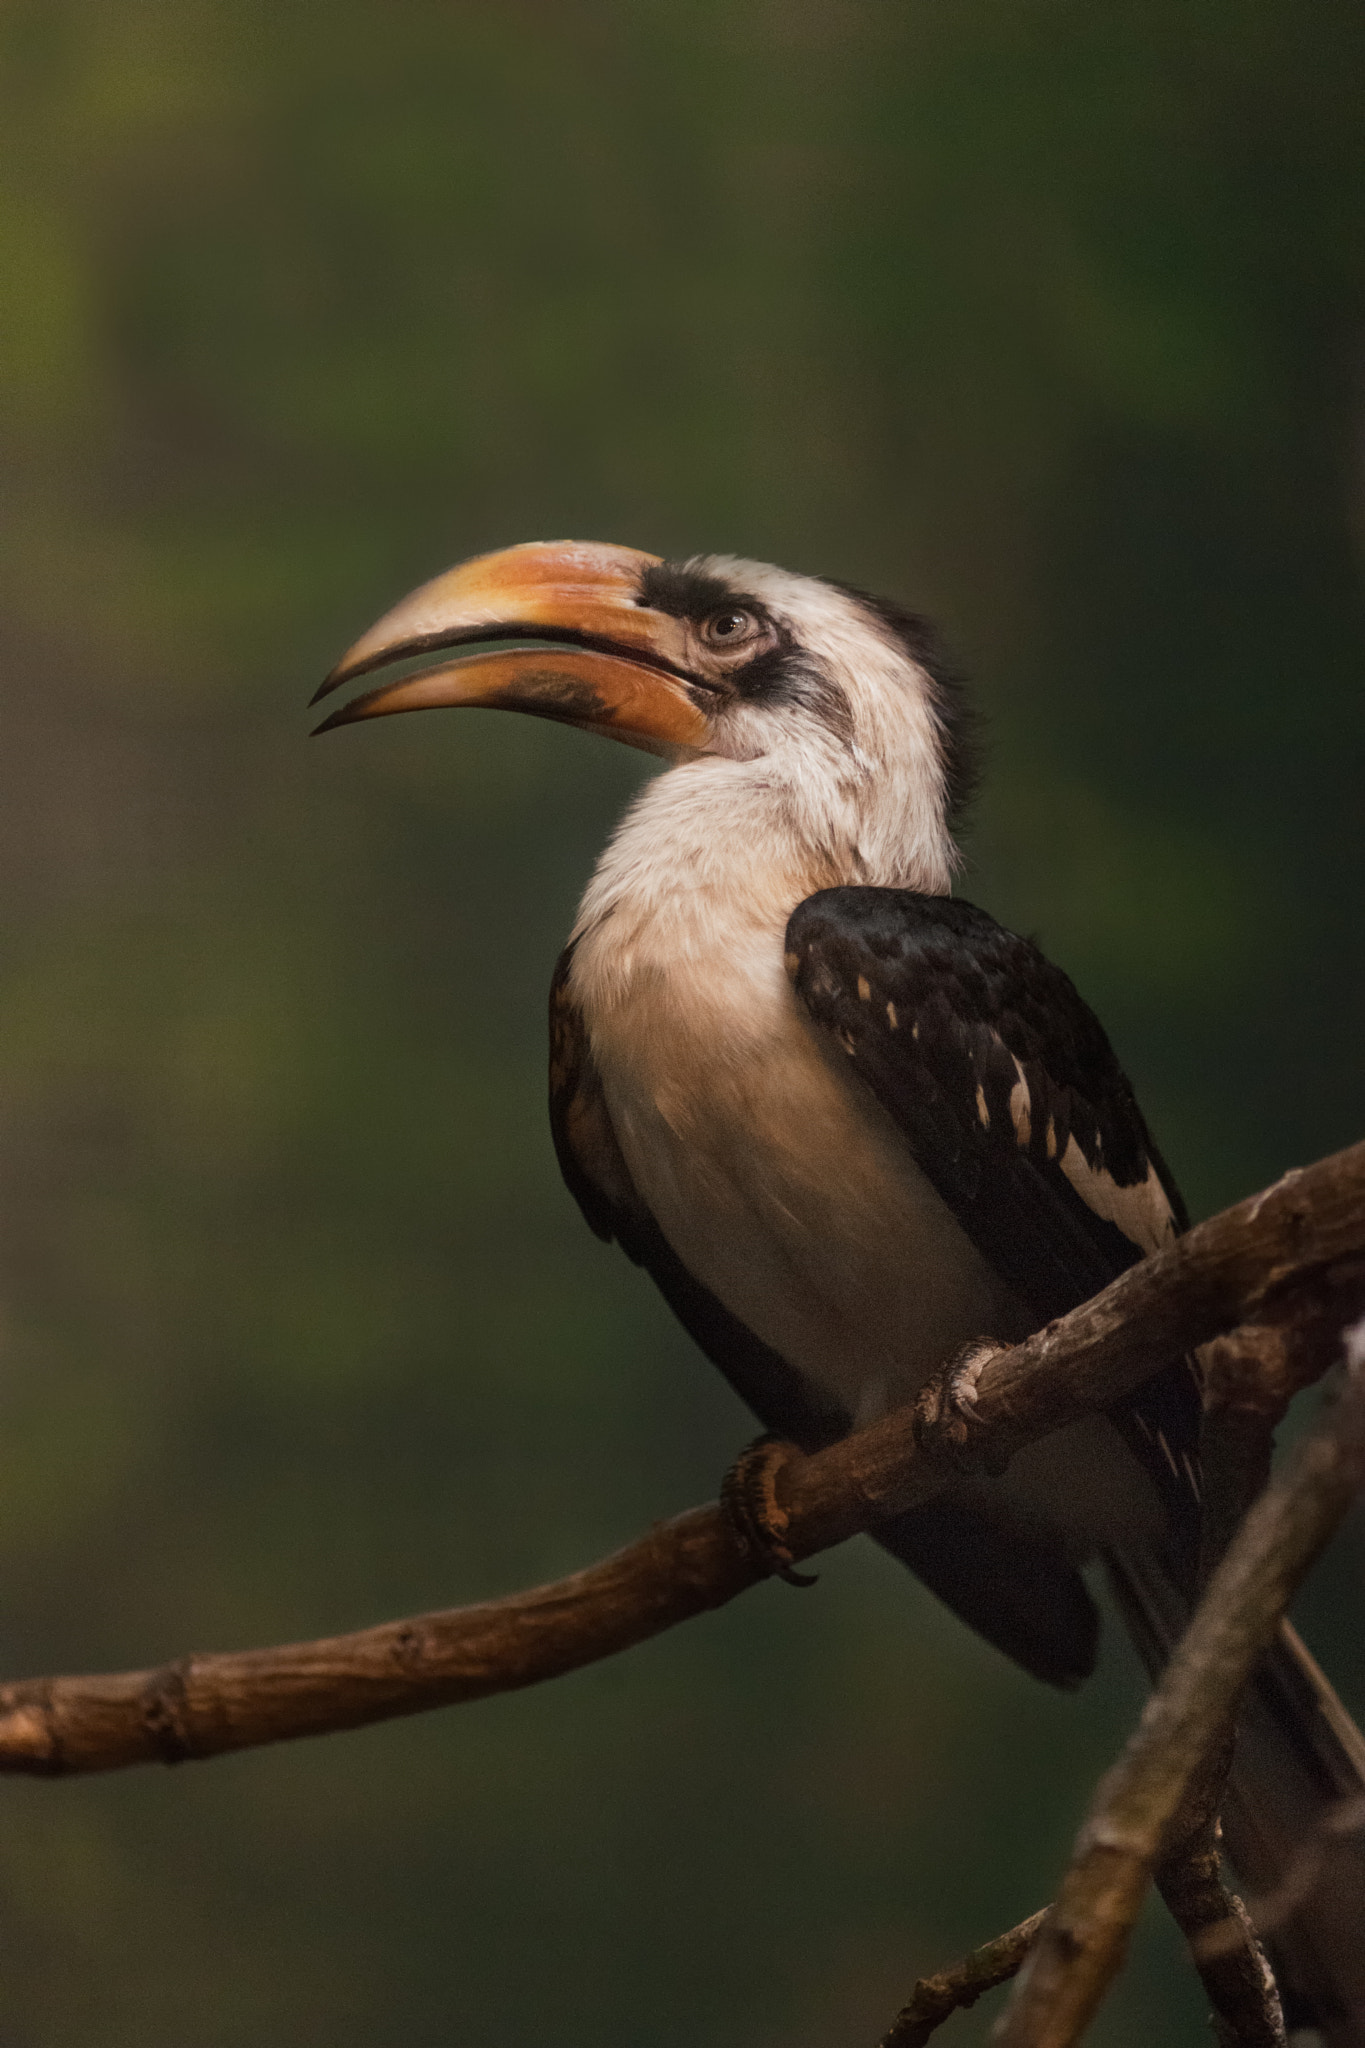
[720,1435,818,1587]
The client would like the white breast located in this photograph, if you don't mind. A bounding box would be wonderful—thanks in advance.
[570,831,1030,1426]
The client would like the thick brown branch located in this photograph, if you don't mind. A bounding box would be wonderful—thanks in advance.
[1,1138,1363,1778]
[992,1317,1365,2048]
[879,1909,1047,2048]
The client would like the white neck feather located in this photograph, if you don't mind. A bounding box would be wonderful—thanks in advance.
[571,745,954,1014]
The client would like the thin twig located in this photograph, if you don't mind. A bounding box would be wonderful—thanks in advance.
[0,1140,1363,1777]
[879,1910,1047,2047]
[1198,1794,1365,1959]
[1157,1796,1285,2048]
[992,1317,1365,2048]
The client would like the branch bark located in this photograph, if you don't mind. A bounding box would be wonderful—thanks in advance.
[1148,1328,1299,2048]
[887,1331,1299,2048]
[1156,1756,1286,2048]
[1,1139,1363,1778]
[992,1315,1365,2048]
[879,1910,1047,2048]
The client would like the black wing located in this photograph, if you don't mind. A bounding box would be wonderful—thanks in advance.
[785,886,1202,1563]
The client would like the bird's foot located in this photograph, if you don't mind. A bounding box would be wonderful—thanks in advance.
[945,1338,998,1420]
[721,1435,818,1587]
[915,1338,1012,1469]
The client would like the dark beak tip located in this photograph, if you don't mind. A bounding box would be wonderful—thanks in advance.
[310,704,352,736]
[309,666,348,708]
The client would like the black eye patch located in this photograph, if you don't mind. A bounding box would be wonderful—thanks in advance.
[728,643,855,745]
[637,558,852,745]
[637,560,764,625]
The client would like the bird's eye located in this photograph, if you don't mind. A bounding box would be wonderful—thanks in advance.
[700,608,758,647]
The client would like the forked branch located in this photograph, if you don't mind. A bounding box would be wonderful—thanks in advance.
[0,1140,1363,1778]
[992,1317,1365,2048]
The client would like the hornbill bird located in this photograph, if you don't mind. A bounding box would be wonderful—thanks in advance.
[316,539,1365,2035]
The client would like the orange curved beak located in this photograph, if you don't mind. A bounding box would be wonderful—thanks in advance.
[312,539,714,759]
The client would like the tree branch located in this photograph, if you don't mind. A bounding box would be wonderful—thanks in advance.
[878,1910,1047,2048]
[883,1332,1296,2048]
[1147,1327,1299,2048]
[992,1314,1365,2048]
[1,1139,1363,1778]
[1156,1762,1286,2048]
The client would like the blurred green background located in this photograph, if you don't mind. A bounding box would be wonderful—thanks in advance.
[0,3,1362,2042]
